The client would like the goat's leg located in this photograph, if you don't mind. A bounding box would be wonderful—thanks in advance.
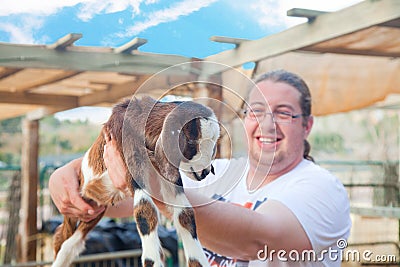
[173,191,210,267]
[134,188,164,267]
[52,211,105,267]
[53,216,78,257]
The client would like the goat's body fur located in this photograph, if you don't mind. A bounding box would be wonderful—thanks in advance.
[52,96,219,267]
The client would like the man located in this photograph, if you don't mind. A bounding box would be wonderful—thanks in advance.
[49,70,351,266]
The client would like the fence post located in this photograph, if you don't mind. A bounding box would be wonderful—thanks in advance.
[4,171,22,263]
[19,119,39,262]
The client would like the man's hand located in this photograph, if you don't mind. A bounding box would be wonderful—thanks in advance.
[103,133,128,190]
[49,158,105,222]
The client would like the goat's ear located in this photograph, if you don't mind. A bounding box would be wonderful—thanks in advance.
[156,112,184,169]
[102,126,110,142]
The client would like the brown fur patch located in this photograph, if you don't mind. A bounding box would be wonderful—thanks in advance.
[83,178,128,206]
[188,258,203,267]
[88,134,107,176]
[134,198,158,236]
[178,207,197,239]
[76,210,105,238]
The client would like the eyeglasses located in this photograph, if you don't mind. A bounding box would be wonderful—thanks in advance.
[243,107,304,124]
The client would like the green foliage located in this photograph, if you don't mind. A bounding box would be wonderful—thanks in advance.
[0,115,101,166]
[310,132,345,153]
[39,115,101,156]
[0,117,22,134]
[0,153,14,165]
[42,116,61,127]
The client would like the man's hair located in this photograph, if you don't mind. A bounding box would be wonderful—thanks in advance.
[251,69,314,162]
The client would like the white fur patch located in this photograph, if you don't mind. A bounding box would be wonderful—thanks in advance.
[81,149,94,187]
[52,231,85,267]
[141,231,164,267]
[134,188,152,206]
[180,115,220,176]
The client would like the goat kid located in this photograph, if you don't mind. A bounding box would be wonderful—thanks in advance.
[52,96,219,267]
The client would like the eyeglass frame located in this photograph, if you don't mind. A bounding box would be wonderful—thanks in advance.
[242,107,305,124]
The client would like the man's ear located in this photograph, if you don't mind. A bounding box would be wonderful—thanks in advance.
[304,115,314,138]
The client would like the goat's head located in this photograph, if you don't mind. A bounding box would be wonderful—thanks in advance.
[160,101,220,182]
[179,115,220,181]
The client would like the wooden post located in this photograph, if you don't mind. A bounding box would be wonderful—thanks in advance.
[18,119,39,262]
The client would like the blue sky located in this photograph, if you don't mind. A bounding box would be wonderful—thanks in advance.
[0,0,363,58]
[0,0,363,123]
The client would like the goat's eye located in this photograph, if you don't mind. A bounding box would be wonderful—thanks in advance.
[187,139,198,145]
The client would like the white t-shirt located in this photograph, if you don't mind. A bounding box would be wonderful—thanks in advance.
[182,158,352,267]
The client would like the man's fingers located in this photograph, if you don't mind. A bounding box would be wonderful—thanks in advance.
[69,192,97,215]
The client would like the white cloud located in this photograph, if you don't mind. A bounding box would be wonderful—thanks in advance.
[0,16,45,44]
[76,0,147,21]
[0,0,85,16]
[0,0,157,44]
[246,0,364,29]
[119,0,218,37]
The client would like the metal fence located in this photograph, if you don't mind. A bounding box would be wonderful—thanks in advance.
[0,249,142,267]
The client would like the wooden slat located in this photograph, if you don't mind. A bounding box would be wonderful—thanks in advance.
[299,46,400,57]
[0,68,78,92]
[0,91,78,106]
[0,104,40,120]
[300,26,400,57]
[210,36,250,46]
[0,67,22,79]
[286,8,328,21]
[114,37,148,54]
[47,33,82,50]
[78,75,152,106]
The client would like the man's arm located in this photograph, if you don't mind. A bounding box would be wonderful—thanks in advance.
[185,192,312,261]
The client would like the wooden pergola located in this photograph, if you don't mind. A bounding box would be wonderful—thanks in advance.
[0,0,399,262]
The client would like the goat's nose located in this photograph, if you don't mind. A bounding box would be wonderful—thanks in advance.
[200,169,210,180]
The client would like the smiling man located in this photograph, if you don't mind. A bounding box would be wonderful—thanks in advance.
[49,69,351,266]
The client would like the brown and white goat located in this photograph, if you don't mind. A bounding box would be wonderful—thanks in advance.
[52,96,219,267]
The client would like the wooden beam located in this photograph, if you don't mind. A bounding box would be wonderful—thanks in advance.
[0,70,81,92]
[0,43,191,75]
[26,106,67,121]
[206,0,400,69]
[114,38,148,54]
[19,119,39,262]
[47,33,82,50]
[0,91,79,106]
[78,75,152,106]
[299,46,400,58]
[210,36,250,47]
[287,8,327,22]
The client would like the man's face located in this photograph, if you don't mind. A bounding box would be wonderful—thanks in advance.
[244,80,313,176]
